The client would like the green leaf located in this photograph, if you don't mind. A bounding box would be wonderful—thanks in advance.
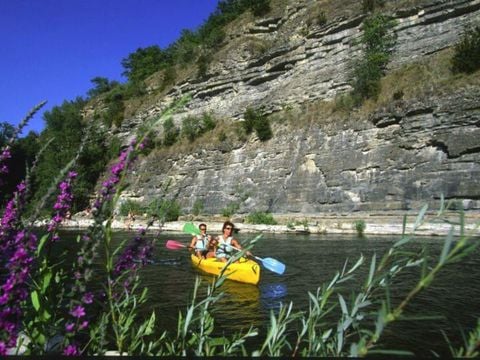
[367,254,376,287]
[208,336,229,346]
[347,255,364,274]
[439,227,454,265]
[338,294,348,316]
[369,349,414,355]
[31,290,40,311]
[41,271,53,293]
[36,234,50,256]
[413,204,428,230]
[41,309,51,320]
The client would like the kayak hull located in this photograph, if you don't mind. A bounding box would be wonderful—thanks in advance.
[190,254,261,285]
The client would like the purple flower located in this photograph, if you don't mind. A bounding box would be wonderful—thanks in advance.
[47,171,77,235]
[63,344,80,356]
[65,322,75,332]
[81,292,93,304]
[69,305,85,319]
[0,180,37,352]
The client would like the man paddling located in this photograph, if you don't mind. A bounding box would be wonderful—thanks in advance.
[189,223,216,259]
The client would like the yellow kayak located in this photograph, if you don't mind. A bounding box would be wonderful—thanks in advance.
[190,254,261,285]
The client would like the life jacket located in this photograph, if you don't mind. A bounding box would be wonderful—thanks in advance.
[216,235,234,258]
[194,234,209,251]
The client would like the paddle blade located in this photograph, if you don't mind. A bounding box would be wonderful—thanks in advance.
[166,240,186,250]
[260,257,286,275]
[183,222,201,236]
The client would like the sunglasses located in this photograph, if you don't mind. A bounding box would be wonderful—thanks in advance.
[225,226,233,230]
[200,228,206,231]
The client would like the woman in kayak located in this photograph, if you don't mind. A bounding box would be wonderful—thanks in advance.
[216,221,250,262]
[189,223,216,258]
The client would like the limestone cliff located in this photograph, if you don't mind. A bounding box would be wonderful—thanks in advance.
[108,0,480,216]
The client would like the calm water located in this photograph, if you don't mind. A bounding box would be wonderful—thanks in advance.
[60,230,480,356]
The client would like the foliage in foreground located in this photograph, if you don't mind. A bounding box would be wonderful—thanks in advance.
[1,103,480,357]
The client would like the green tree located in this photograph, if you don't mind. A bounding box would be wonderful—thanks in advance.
[121,46,171,84]
[0,128,40,206]
[352,13,396,102]
[87,77,120,98]
[32,98,111,212]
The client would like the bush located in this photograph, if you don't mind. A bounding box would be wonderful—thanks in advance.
[121,45,170,84]
[163,118,179,146]
[201,113,216,132]
[242,107,273,141]
[181,116,199,142]
[451,25,480,74]
[192,199,204,216]
[181,113,216,142]
[249,0,271,16]
[147,198,182,221]
[119,199,146,216]
[87,77,120,98]
[351,13,396,102]
[245,211,277,225]
[354,219,366,237]
[221,202,240,217]
[362,0,385,13]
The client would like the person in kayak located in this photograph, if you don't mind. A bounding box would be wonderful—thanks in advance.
[216,221,251,262]
[189,223,215,258]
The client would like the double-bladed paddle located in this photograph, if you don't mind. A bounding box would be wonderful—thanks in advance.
[166,239,189,250]
[183,222,201,236]
[180,223,287,275]
[229,246,286,275]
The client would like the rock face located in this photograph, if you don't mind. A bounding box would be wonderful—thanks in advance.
[119,0,480,215]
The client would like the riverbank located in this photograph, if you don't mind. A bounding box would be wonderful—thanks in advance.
[51,210,480,237]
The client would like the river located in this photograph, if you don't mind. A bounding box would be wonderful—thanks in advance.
[58,229,480,356]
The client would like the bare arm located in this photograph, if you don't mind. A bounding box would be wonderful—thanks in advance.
[189,236,197,249]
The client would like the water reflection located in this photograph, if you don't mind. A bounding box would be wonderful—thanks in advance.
[56,230,480,356]
[260,283,288,312]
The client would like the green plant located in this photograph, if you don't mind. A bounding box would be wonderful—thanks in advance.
[192,199,204,216]
[119,200,145,217]
[121,45,170,84]
[181,113,216,142]
[163,118,179,146]
[181,116,199,142]
[147,198,182,222]
[351,13,396,103]
[87,77,120,98]
[451,25,480,74]
[250,0,270,16]
[354,219,366,237]
[218,130,227,142]
[242,107,273,141]
[201,113,216,132]
[245,211,277,225]
[362,0,385,13]
[221,202,240,217]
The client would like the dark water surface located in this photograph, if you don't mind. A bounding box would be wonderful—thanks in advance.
[60,230,480,356]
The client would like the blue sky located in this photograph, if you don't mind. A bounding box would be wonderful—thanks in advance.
[0,0,219,134]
